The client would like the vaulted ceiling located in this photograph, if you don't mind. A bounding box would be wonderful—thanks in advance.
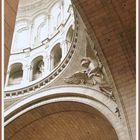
[5,102,118,140]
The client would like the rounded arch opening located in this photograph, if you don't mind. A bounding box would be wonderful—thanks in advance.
[50,43,62,70]
[32,14,46,44]
[31,56,44,81]
[8,63,23,86]
[66,25,74,51]
[50,2,62,33]
[38,22,48,42]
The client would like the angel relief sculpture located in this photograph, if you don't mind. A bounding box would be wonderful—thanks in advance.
[64,56,115,100]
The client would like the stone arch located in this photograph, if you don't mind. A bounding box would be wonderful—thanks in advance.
[31,14,46,44]
[37,22,48,42]
[11,20,30,52]
[8,63,23,86]
[5,86,128,140]
[50,43,62,70]
[30,56,44,81]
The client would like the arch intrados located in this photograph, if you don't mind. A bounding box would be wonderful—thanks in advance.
[51,43,61,52]
[9,63,23,72]
[4,86,126,140]
[32,14,46,25]
[66,25,74,40]
[5,101,119,140]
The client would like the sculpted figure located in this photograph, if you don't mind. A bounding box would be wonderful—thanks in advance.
[64,71,88,85]
[64,57,104,85]
[81,57,114,99]
[80,57,103,85]
[64,56,114,99]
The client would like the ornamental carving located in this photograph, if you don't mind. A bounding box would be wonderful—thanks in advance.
[64,54,115,100]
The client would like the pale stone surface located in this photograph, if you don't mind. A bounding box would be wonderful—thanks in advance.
[4,0,133,140]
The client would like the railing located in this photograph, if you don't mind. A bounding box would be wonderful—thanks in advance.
[5,11,79,98]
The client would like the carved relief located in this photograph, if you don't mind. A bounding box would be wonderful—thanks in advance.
[64,71,88,84]
[64,48,115,100]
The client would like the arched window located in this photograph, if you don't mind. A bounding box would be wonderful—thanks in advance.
[15,29,29,50]
[12,21,30,52]
[31,56,44,81]
[50,3,62,33]
[32,15,46,44]
[66,25,74,50]
[38,23,48,41]
[51,43,62,69]
[7,0,75,88]
[8,63,23,85]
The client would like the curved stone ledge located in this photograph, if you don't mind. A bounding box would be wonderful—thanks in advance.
[4,86,126,140]
[5,86,118,122]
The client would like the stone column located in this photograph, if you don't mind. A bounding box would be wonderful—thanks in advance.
[43,55,50,74]
[29,65,33,81]
[60,41,69,60]
[29,23,34,48]
[21,64,31,84]
[50,54,54,70]
[47,14,51,38]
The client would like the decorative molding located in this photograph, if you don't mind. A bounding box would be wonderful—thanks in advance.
[64,48,115,101]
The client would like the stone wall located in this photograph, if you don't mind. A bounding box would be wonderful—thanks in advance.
[72,0,136,139]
